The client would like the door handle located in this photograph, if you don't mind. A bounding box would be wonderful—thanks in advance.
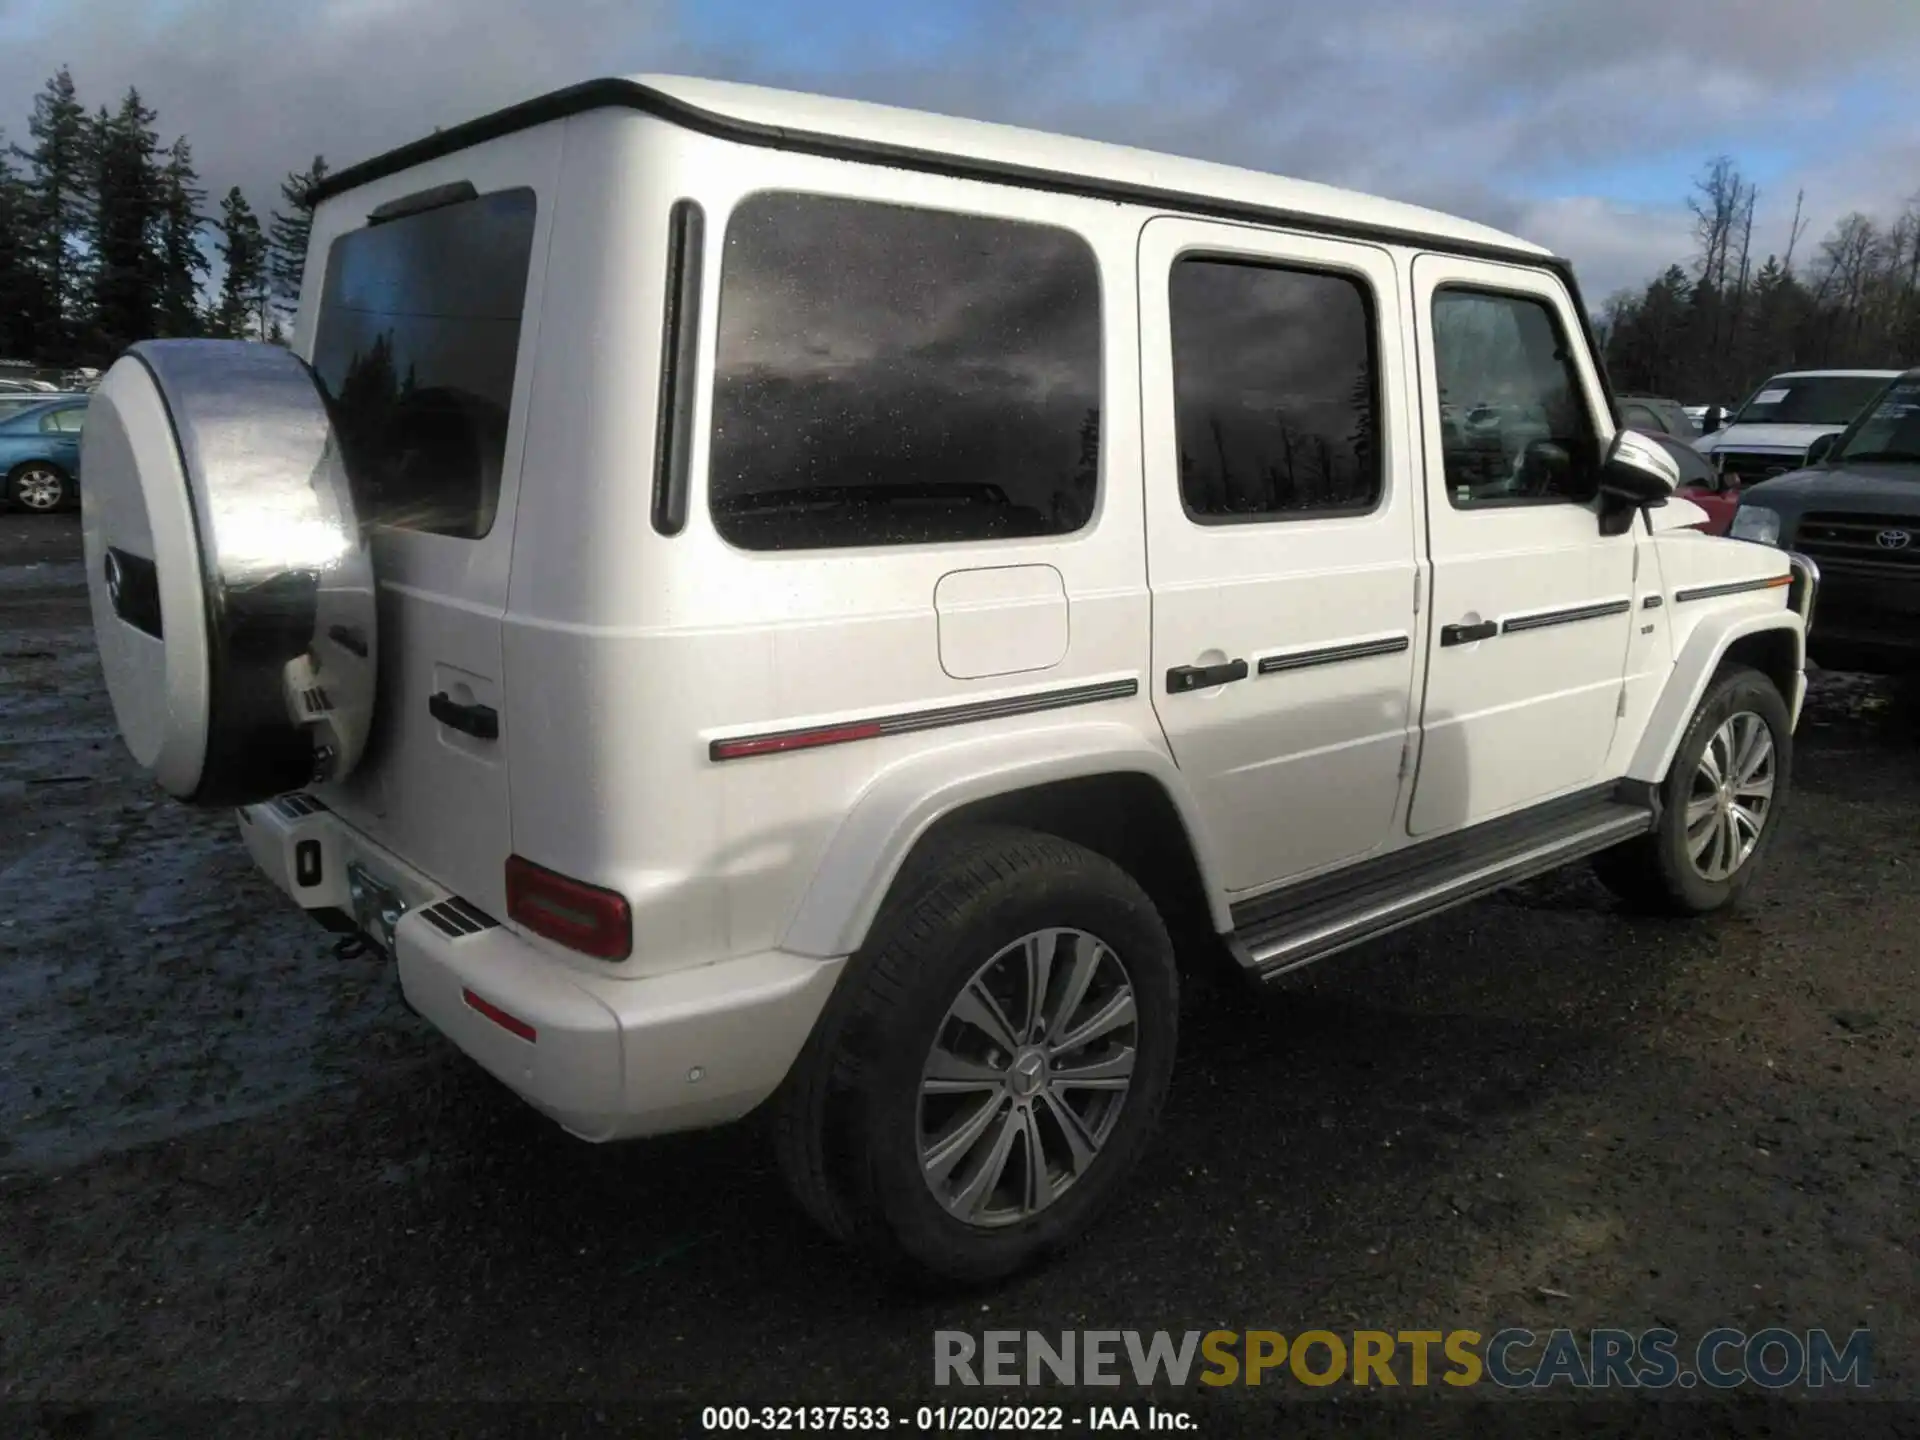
[1166,659,1249,693]
[1439,620,1498,647]
[429,691,499,740]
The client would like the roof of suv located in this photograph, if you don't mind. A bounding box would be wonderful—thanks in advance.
[313,73,1553,266]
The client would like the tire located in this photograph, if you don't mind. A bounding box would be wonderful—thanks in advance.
[8,462,69,513]
[1595,665,1792,915]
[773,825,1178,1288]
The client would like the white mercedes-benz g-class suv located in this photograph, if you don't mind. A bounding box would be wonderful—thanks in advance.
[80,75,1817,1285]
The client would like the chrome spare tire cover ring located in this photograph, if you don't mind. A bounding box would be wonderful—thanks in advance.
[1686,709,1776,882]
[80,340,377,806]
[918,927,1138,1230]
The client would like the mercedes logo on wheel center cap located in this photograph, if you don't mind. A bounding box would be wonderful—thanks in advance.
[1009,1048,1047,1098]
[1878,529,1913,550]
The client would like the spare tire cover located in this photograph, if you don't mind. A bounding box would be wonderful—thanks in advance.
[81,339,377,807]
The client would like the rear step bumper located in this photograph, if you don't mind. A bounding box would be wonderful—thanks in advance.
[237,798,846,1141]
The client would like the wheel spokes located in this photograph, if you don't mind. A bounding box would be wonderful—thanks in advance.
[950,980,1021,1056]
[1053,989,1136,1056]
[947,1104,1022,1220]
[922,1046,1006,1093]
[1048,1046,1136,1088]
[923,1091,1006,1187]
[1021,929,1062,1043]
[1047,935,1104,1040]
[917,925,1138,1228]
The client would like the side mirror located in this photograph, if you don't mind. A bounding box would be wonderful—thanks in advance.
[1600,428,1680,506]
[1701,408,1724,435]
[1805,432,1838,467]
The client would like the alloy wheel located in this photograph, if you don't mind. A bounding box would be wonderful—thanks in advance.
[13,466,65,512]
[1686,709,1776,882]
[917,927,1138,1229]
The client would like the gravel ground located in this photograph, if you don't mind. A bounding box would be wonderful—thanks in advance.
[1,511,1915,1432]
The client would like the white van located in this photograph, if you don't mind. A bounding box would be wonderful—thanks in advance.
[81,75,1816,1284]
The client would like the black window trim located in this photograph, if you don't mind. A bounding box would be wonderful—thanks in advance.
[1430,279,1609,514]
[1168,247,1388,528]
[651,198,705,537]
[704,187,1107,556]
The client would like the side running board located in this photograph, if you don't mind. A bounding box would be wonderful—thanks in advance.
[1228,784,1658,981]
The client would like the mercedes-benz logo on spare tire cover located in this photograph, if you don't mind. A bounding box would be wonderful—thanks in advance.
[80,339,379,807]
[1878,529,1913,550]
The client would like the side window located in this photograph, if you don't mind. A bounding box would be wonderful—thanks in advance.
[1169,259,1380,520]
[42,408,85,434]
[1621,402,1661,432]
[1432,287,1601,509]
[709,193,1102,552]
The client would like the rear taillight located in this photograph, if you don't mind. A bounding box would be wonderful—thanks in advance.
[504,855,632,960]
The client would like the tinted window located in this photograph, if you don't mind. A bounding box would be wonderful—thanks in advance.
[1733,375,1891,428]
[311,187,537,539]
[1169,259,1380,520]
[1835,375,1920,464]
[709,193,1101,551]
[1621,402,1663,432]
[1432,288,1600,508]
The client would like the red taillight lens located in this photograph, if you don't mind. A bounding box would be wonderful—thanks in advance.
[504,855,632,960]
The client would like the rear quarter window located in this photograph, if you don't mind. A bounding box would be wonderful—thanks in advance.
[708,192,1102,551]
[310,186,538,540]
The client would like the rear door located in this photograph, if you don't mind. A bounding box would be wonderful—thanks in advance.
[300,129,560,916]
[1140,217,1421,894]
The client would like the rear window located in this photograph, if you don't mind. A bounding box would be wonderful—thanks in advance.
[311,187,537,539]
[709,193,1102,551]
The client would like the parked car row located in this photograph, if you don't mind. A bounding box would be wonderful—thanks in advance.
[0,393,89,512]
[1611,367,1918,675]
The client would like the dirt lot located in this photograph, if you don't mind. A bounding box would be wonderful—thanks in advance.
[1,511,1915,1428]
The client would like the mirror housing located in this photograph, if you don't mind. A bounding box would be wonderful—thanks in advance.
[1805,432,1838,467]
[1600,428,1680,506]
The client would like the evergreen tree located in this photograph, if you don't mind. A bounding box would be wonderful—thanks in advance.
[155,137,208,338]
[268,155,327,326]
[212,186,267,339]
[0,134,47,358]
[87,89,165,357]
[12,68,92,360]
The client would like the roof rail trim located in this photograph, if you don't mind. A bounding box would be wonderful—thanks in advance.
[306,77,1614,411]
[309,78,1548,264]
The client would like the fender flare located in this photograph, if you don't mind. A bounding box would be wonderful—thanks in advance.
[780,720,1231,958]
[1626,608,1805,784]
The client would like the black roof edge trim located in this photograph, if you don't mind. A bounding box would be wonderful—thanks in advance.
[306,76,1620,420]
[307,78,1546,265]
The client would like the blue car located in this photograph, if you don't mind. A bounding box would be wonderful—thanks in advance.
[1,395,89,513]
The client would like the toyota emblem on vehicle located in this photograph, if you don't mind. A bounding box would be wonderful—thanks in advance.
[1878,529,1913,550]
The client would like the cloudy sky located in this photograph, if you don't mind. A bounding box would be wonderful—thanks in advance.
[3,0,1918,301]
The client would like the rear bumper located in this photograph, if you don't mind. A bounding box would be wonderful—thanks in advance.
[238,798,845,1140]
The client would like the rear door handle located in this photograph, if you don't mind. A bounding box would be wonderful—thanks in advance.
[1439,620,1498,647]
[429,692,499,740]
[1166,659,1249,693]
